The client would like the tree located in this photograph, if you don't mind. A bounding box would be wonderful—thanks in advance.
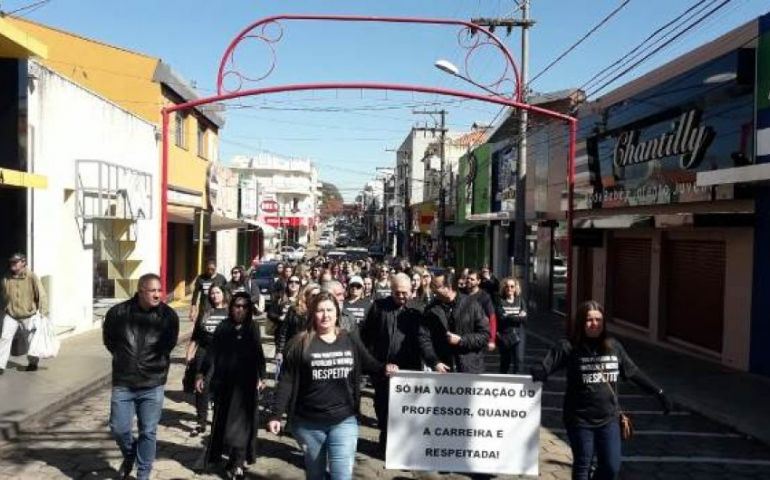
[319,181,344,219]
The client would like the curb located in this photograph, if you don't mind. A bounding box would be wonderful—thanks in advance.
[0,330,193,447]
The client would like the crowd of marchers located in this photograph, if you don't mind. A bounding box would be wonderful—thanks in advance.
[41,250,675,480]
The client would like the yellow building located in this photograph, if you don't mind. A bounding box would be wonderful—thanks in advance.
[7,17,225,300]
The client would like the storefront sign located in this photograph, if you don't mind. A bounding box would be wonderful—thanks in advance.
[386,371,541,476]
[492,145,517,213]
[577,48,754,210]
[264,216,302,228]
[613,109,714,170]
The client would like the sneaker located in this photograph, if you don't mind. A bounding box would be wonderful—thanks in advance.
[25,363,38,372]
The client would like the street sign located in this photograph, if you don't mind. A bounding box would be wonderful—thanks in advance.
[260,199,279,213]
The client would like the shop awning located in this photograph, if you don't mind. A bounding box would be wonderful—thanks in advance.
[0,168,47,189]
[244,219,278,237]
[0,19,48,59]
[445,223,484,237]
[167,205,195,224]
[211,213,246,231]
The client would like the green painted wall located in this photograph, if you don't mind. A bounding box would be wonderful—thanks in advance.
[452,144,491,269]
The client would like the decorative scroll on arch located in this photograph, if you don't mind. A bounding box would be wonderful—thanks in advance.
[216,14,522,102]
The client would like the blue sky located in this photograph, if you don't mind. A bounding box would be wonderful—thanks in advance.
[11,0,769,200]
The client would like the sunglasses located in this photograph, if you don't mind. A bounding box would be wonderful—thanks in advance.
[233,303,249,309]
[350,284,362,289]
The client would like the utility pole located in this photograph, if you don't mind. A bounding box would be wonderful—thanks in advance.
[473,1,532,290]
[413,110,447,266]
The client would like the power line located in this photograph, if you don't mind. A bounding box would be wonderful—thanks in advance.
[585,0,735,98]
[6,0,50,16]
[529,0,633,85]
[578,0,715,94]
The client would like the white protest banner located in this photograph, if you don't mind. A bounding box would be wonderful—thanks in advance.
[385,371,541,476]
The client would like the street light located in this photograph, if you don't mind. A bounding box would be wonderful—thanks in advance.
[434,59,501,97]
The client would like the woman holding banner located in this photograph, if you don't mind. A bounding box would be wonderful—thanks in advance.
[267,292,398,480]
[531,300,673,480]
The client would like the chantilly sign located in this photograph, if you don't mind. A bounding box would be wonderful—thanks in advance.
[613,109,714,170]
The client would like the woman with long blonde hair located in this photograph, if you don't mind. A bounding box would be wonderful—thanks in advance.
[495,277,526,374]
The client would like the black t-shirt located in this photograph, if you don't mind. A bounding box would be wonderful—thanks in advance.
[538,339,657,427]
[191,307,228,349]
[343,297,373,325]
[295,334,357,424]
[227,280,248,295]
[193,273,227,310]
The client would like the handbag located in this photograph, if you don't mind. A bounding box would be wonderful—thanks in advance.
[601,368,634,440]
[28,314,60,359]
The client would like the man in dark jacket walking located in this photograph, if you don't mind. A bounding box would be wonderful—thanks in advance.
[420,272,489,374]
[103,273,180,480]
[190,259,227,322]
[360,273,423,450]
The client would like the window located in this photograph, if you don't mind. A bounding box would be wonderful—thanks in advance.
[174,112,187,149]
[197,122,207,159]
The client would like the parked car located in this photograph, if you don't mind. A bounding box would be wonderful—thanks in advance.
[250,261,279,305]
[279,246,305,262]
[553,257,567,278]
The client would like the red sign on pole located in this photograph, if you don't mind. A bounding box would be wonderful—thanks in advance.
[261,200,279,213]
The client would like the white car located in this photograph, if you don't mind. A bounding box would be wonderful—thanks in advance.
[279,246,305,262]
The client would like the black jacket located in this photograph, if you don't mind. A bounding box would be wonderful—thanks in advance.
[103,295,180,388]
[275,306,307,354]
[419,293,489,373]
[360,297,423,371]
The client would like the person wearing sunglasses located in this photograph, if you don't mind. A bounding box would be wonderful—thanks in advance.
[226,266,248,295]
[343,276,372,326]
[496,278,527,374]
[196,292,266,479]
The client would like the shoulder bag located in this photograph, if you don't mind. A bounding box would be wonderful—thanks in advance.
[601,369,634,440]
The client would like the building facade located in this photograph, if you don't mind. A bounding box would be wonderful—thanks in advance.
[569,14,768,374]
[230,152,320,256]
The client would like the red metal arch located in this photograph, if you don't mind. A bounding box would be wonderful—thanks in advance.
[160,15,578,320]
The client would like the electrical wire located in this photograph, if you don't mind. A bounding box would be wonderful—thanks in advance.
[584,0,735,98]
[6,0,50,16]
[578,0,716,94]
[529,0,634,85]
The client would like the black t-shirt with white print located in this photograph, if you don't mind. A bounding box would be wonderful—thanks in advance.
[537,338,660,427]
[191,307,228,349]
[343,297,373,325]
[295,334,357,424]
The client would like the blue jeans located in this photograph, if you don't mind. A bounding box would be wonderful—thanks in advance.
[566,420,621,480]
[292,416,358,480]
[109,385,165,480]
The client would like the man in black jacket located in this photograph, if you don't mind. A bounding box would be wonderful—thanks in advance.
[103,273,180,480]
[360,273,423,450]
[419,272,489,374]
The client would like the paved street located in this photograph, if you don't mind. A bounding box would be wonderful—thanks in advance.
[1,327,770,479]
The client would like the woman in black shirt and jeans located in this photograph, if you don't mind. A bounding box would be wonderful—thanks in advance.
[268,292,397,480]
[185,285,228,435]
[532,300,673,480]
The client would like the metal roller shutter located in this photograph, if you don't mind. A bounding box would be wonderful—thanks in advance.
[663,240,725,353]
[610,238,651,328]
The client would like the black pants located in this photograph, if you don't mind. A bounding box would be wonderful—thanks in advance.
[499,328,526,374]
[372,376,390,448]
[193,348,210,425]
